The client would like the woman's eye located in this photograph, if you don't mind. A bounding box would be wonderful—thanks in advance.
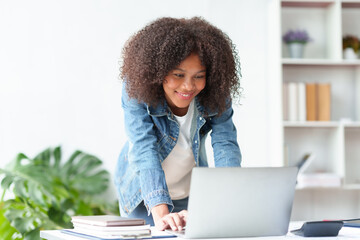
[174,73,184,78]
[195,75,205,79]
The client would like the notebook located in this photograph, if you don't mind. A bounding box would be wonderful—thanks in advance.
[71,215,145,226]
[61,229,176,240]
[166,167,298,238]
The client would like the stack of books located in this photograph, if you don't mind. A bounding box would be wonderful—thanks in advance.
[297,173,342,188]
[283,82,331,122]
[61,215,151,239]
[293,153,342,188]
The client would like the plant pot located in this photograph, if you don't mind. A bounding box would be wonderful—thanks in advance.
[287,43,304,58]
[343,48,358,60]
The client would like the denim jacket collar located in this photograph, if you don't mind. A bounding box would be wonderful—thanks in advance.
[147,97,218,118]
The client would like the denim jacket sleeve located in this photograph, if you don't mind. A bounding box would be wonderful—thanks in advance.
[121,87,173,214]
[210,103,242,167]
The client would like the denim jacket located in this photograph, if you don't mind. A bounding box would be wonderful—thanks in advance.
[115,87,241,216]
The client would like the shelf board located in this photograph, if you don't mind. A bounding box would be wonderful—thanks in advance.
[342,0,360,8]
[343,122,360,127]
[284,121,340,127]
[282,58,360,66]
[284,121,360,127]
[281,0,335,8]
[296,186,342,190]
[343,184,360,190]
[296,185,360,190]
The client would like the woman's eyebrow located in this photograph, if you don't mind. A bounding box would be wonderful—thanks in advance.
[173,68,206,73]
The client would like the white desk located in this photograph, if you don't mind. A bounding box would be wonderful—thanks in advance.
[40,223,360,240]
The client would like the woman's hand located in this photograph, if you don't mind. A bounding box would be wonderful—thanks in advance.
[151,204,187,231]
[157,210,187,231]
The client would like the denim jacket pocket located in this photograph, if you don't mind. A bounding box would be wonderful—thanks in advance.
[156,133,167,149]
[116,161,142,214]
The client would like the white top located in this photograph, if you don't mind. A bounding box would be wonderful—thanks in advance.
[162,100,196,200]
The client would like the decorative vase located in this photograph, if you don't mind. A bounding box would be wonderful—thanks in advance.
[343,48,358,60]
[287,43,304,58]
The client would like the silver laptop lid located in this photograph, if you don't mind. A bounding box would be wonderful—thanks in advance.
[184,167,298,238]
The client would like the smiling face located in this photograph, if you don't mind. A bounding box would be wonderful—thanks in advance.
[163,53,206,116]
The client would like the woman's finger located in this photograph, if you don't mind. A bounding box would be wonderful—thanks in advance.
[178,210,188,222]
[164,215,178,231]
[170,213,184,231]
[178,210,187,217]
[155,218,168,231]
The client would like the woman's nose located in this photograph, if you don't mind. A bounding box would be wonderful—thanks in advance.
[183,77,195,91]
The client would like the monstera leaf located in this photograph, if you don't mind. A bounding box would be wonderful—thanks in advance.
[0,146,119,240]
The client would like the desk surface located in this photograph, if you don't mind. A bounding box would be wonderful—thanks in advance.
[40,223,360,240]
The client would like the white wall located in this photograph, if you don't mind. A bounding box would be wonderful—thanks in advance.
[0,0,273,200]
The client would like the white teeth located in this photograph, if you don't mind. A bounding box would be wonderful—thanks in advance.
[179,92,191,97]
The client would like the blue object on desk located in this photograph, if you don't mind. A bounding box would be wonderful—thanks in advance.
[291,221,343,237]
[342,218,360,228]
[344,223,360,228]
[61,230,177,240]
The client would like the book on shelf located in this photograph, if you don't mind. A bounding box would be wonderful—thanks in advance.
[298,82,306,122]
[317,83,331,121]
[283,82,306,122]
[283,83,288,121]
[306,83,317,121]
[283,82,331,122]
[287,82,298,121]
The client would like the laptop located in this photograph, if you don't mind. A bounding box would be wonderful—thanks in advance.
[166,167,298,238]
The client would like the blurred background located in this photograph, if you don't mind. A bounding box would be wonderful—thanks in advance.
[0,0,276,201]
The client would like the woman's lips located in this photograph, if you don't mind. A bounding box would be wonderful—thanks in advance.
[176,91,193,100]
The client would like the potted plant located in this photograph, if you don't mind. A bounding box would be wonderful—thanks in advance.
[343,35,359,60]
[0,146,119,240]
[283,29,311,58]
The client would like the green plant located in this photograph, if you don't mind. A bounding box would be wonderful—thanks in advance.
[0,146,119,240]
[343,35,360,53]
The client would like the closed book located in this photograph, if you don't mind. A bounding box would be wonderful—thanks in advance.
[297,82,306,122]
[61,229,177,240]
[71,215,145,227]
[283,82,288,121]
[297,173,341,188]
[71,227,151,237]
[288,82,298,121]
[72,223,150,232]
[306,83,317,121]
[317,83,331,121]
[62,229,151,239]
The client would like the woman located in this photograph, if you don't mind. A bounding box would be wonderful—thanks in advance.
[115,16,242,231]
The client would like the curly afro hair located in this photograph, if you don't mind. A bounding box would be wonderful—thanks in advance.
[120,16,241,116]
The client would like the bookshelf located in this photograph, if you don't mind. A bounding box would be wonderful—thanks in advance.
[273,0,360,220]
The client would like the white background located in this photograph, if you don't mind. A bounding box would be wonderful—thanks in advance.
[0,0,274,200]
